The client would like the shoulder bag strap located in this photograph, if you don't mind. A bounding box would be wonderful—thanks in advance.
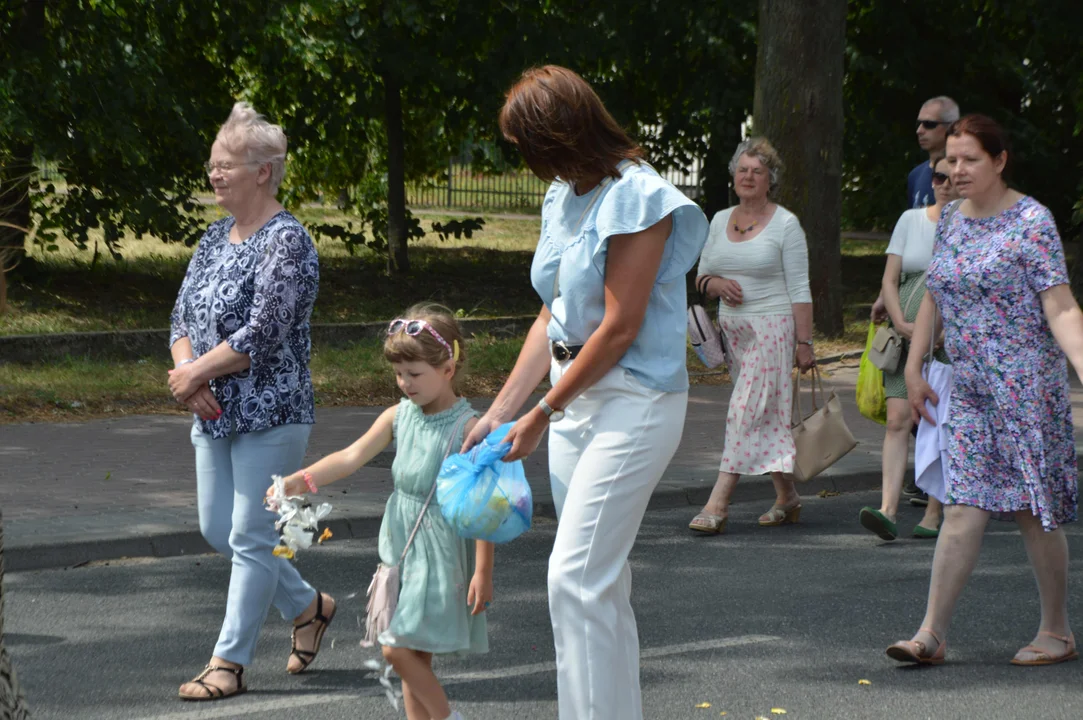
[920,201,959,369]
[396,410,475,567]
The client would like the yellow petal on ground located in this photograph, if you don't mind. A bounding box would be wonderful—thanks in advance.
[718,713,727,717]
[771,710,787,715]
[694,702,711,709]
[272,545,295,559]
[318,527,333,544]
[858,679,872,685]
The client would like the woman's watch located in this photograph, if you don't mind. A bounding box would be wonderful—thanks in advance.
[797,340,814,348]
[537,398,565,423]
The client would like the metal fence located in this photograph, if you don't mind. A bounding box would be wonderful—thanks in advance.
[407,158,703,213]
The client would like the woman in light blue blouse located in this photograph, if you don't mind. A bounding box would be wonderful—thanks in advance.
[464,66,708,720]
[170,103,335,701]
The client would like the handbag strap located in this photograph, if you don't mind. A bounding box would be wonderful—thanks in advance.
[920,200,959,370]
[791,364,825,425]
[396,410,475,568]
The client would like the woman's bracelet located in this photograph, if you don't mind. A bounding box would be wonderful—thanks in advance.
[175,358,195,368]
[302,471,318,495]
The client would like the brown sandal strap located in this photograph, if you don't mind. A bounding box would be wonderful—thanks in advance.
[293,592,332,631]
[290,593,336,672]
[184,665,244,699]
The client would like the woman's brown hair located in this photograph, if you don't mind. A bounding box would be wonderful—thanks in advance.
[383,304,467,378]
[948,114,1012,181]
[499,65,644,184]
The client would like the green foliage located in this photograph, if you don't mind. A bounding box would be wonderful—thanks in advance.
[0,1,264,259]
[844,0,1083,236]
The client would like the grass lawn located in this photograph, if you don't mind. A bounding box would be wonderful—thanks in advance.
[0,204,885,422]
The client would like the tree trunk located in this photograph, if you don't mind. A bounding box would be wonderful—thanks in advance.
[0,513,33,718]
[752,0,846,336]
[383,72,409,274]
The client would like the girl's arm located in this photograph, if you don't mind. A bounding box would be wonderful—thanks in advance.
[468,540,495,616]
[272,405,398,496]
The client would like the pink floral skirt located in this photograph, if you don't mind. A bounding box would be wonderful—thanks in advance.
[719,313,796,475]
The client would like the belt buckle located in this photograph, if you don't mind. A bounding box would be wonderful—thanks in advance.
[552,341,570,362]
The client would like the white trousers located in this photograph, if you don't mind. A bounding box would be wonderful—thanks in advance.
[547,361,687,720]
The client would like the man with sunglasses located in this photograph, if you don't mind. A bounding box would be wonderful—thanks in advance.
[873,96,959,505]
[908,96,960,209]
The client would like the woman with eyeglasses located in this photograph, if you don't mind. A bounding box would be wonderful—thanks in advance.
[689,137,814,535]
[170,103,334,701]
[858,156,957,542]
[463,66,708,719]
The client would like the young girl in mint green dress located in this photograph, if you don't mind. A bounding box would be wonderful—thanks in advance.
[275,305,492,720]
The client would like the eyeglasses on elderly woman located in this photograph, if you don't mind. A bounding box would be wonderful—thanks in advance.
[204,160,263,174]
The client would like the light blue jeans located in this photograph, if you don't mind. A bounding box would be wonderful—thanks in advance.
[191,422,317,665]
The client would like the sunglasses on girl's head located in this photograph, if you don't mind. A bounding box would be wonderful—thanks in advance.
[387,319,454,359]
[931,171,950,185]
[917,120,950,130]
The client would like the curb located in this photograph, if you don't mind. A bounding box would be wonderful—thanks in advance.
[6,469,882,573]
[0,316,537,364]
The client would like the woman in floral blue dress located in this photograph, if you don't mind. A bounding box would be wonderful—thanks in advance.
[888,115,1083,667]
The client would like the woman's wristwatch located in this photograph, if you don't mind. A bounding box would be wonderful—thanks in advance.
[797,340,814,348]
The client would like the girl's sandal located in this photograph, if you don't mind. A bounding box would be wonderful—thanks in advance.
[759,503,802,527]
[1011,631,1079,666]
[178,665,247,701]
[689,512,728,535]
[288,592,337,674]
[886,627,946,665]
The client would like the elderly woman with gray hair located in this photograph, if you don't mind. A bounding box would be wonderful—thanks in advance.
[689,137,815,534]
[169,103,334,701]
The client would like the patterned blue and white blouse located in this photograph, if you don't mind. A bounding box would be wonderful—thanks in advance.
[169,210,319,439]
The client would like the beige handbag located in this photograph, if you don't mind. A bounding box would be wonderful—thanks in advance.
[788,365,857,482]
[868,325,902,373]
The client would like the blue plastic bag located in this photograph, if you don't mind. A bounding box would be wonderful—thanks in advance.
[436,423,532,543]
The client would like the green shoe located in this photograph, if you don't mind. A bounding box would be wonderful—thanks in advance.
[912,524,940,539]
[859,507,897,541]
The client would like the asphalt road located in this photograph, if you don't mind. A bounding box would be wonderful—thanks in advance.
[7,490,1083,720]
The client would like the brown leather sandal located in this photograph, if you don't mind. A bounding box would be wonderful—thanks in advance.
[178,664,246,701]
[886,627,946,666]
[1011,631,1079,666]
[288,592,336,674]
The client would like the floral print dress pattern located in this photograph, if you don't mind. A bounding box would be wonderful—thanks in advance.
[169,211,319,439]
[927,196,1078,529]
[718,314,796,475]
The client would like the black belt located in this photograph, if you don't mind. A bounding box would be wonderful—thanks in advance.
[551,341,584,362]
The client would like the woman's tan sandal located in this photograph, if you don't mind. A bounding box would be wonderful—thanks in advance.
[886,627,946,666]
[288,592,336,674]
[689,512,728,534]
[178,665,246,701]
[1011,631,1079,666]
[759,503,802,527]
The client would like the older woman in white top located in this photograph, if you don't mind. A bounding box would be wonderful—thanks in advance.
[689,137,815,534]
